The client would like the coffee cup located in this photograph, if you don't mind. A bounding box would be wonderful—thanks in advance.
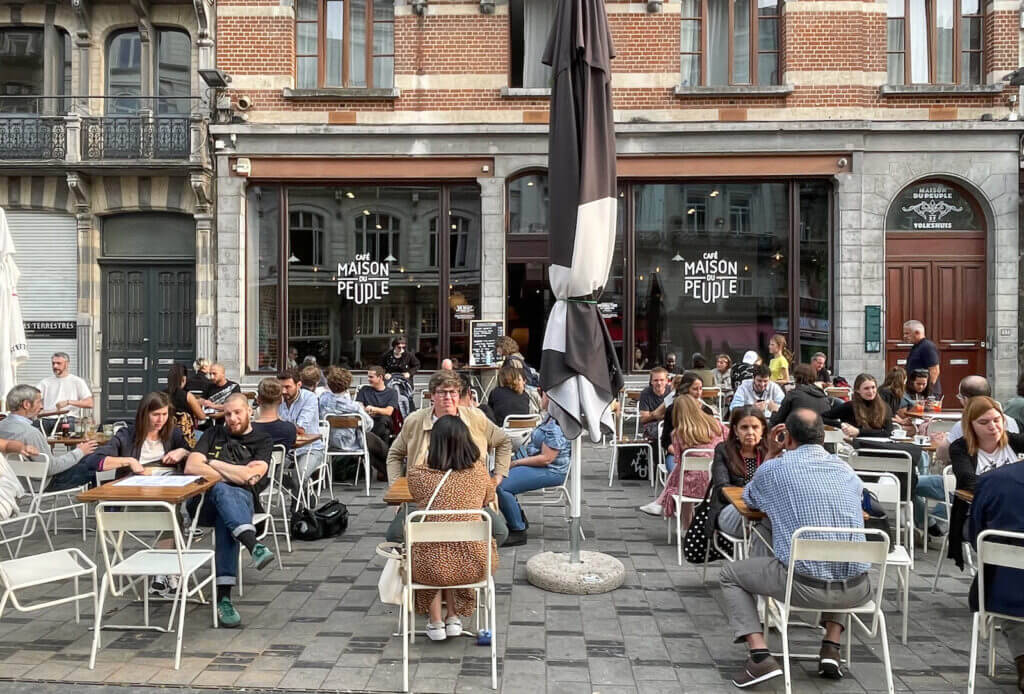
[914,435,930,446]
[891,429,908,440]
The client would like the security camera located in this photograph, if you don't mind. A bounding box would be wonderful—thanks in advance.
[236,95,253,111]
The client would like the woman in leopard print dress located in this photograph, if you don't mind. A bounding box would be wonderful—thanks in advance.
[408,415,498,640]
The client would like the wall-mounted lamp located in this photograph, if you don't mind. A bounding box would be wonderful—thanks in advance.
[479,0,495,13]
[646,0,663,12]
[411,0,428,15]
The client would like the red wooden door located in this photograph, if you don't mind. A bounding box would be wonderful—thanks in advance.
[885,233,986,402]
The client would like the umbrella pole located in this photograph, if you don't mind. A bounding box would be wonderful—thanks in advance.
[569,436,582,563]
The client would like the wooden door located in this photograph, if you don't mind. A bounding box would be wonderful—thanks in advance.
[885,233,986,401]
[102,265,195,421]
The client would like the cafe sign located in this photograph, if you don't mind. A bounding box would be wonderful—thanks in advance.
[337,253,390,305]
[681,251,742,304]
[900,185,964,230]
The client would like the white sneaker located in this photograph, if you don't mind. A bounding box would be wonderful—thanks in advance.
[426,621,447,641]
[639,501,663,517]
[445,616,462,637]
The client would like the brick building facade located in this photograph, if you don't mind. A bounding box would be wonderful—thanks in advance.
[213,0,1023,400]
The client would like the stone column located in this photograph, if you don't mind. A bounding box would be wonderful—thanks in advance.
[478,176,505,321]
[214,157,246,378]
[67,173,100,412]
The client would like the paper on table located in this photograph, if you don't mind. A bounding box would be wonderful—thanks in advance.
[857,437,892,444]
[114,475,201,487]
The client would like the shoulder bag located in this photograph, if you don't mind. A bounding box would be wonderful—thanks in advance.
[682,484,732,564]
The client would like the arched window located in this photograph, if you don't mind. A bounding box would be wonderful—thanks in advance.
[107,28,191,115]
[885,180,982,231]
[354,212,400,261]
[288,210,325,266]
[508,173,548,234]
[429,214,471,268]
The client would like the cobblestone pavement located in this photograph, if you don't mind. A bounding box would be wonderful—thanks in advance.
[0,442,1018,693]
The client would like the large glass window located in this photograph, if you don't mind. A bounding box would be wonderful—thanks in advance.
[887,0,982,85]
[247,184,480,372]
[680,0,780,87]
[509,0,556,88]
[295,0,394,89]
[508,173,549,234]
[0,27,70,114]
[107,28,192,114]
[798,182,831,363]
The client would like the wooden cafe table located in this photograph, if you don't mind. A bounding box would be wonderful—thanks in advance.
[384,476,414,506]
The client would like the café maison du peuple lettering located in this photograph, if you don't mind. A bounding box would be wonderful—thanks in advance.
[337,254,390,305]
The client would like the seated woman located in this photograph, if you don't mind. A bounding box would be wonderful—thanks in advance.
[946,396,1024,569]
[878,366,907,422]
[712,354,733,395]
[252,378,298,450]
[641,386,728,526]
[487,365,532,426]
[166,363,207,446]
[319,366,388,479]
[660,372,716,471]
[496,389,571,547]
[769,364,829,428]
[823,373,894,439]
[89,391,191,476]
[709,406,768,539]
[407,415,498,642]
[896,368,931,418]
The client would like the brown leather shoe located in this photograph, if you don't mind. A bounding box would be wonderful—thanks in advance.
[1015,654,1024,692]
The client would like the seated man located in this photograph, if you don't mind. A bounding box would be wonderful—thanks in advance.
[184,392,275,628]
[729,364,784,416]
[385,370,512,545]
[967,456,1024,691]
[278,368,323,481]
[810,352,833,386]
[252,378,297,451]
[638,367,671,441]
[719,409,871,687]
[0,385,97,490]
[357,365,400,443]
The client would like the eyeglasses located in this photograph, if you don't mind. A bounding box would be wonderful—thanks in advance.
[434,390,460,399]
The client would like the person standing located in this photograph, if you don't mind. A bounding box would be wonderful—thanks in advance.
[37,352,93,431]
[767,335,792,383]
[903,320,941,397]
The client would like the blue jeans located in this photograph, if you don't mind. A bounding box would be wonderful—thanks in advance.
[46,456,100,492]
[913,473,948,529]
[497,466,566,532]
[187,482,255,586]
[665,454,676,473]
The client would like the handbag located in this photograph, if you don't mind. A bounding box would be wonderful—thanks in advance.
[290,506,323,541]
[315,499,349,538]
[682,485,732,564]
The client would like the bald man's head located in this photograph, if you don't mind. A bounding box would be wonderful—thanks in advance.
[785,408,825,447]
[959,375,991,399]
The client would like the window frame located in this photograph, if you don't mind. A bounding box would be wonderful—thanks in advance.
[294,0,394,89]
[105,26,192,115]
[680,0,782,87]
[887,0,983,85]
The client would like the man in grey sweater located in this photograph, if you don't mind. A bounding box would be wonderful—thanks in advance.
[0,384,98,490]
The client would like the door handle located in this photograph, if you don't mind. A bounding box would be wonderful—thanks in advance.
[948,342,976,348]
[144,357,149,371]
[895,343,913,348]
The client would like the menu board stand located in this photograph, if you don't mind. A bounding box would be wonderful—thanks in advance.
[469,320,504,367]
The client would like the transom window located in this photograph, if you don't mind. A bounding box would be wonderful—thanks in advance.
[429,214,470,268]
[680,0,781,87]
[887,0,983,85]
[295,0,394,89]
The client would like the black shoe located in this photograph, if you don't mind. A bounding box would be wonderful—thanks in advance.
[520,507,529,531]
[928,523,945,538]
[818,642,843,680]
[504,530,528,547]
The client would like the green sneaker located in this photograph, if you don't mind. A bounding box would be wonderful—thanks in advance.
[217,596,241,628]
[250,543,274,571]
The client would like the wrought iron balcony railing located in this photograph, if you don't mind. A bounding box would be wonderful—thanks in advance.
[81,114,192,160]
[0,115,67,159]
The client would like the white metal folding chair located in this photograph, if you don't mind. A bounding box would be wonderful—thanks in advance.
[824,427,845,446]
[325,415,372,496]
[517,452,586,541]
[701,386,723,419]
[90,501,217,670]
[297,426,332,508]
[0,509,50,560]
[849,449,915,558]
[235,450,285,596]
[967,528,1024,693]
[826,386,853,401]
[0,540,96,627]
[930,465,964,591]
[763,526,894,694]
[7,453,86,541]
[621,389,642,439]
[502,413,540,450]
[266,445,292,553]
[859,471,913,644]
[402,509,497,692]
[668,448,715,565]
[655,420,668,492]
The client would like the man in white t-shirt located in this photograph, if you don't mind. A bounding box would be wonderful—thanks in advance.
[36,352,93,431]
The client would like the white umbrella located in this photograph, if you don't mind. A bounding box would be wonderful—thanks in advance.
[0,207,29,404]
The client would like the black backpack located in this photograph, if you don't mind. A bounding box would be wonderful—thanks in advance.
[290,500,349,541]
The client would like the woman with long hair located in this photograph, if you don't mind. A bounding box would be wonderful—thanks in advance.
[878,366,907,417]
[487,364,531,425]
[90,392,191,475]
[823,373,893,439]
[712,353,733,392]
[642,378,728,526]
[768,334,793,383]
[946,396,1024,568]
[709,406,769,537]
[407,415,498,641]
[166,363,207,446]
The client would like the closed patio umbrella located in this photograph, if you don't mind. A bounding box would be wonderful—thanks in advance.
[0,207,29,404]
[540,0,623,560]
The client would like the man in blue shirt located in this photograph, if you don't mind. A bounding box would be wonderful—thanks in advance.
[719,409,870,688]
[903,319,941,397]
[277,368,323,483]
[729,364,785,415]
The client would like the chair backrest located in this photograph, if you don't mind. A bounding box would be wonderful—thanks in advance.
[858,471,902,539]
[6,454,50,496]
[625,390,643,403]
[849,449,914,502]
[318,418,330,447]
[95,500,186,576]
[503,414,540,430]
[702,387,721,399]
[328,414,361,429]
[928,418,957,435]
[941,464,956,501]
[826,386,852,399]
[976,528,1024,620]
[786,525,890,612]
[405,509,492,587]
[824,426,845,444]
[679,448,715,473]
[270,444,287,502]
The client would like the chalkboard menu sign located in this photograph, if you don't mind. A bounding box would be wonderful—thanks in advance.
[469,320,503,367]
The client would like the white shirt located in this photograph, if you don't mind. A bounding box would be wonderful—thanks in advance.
[36,374,91,418]
[975,444,1020,476]
[946,415,1020,445]
[140,438,166,465]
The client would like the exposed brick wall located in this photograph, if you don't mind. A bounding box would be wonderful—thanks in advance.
[217,1,1019,121]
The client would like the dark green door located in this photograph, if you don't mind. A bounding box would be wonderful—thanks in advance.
[101,264,195,421]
